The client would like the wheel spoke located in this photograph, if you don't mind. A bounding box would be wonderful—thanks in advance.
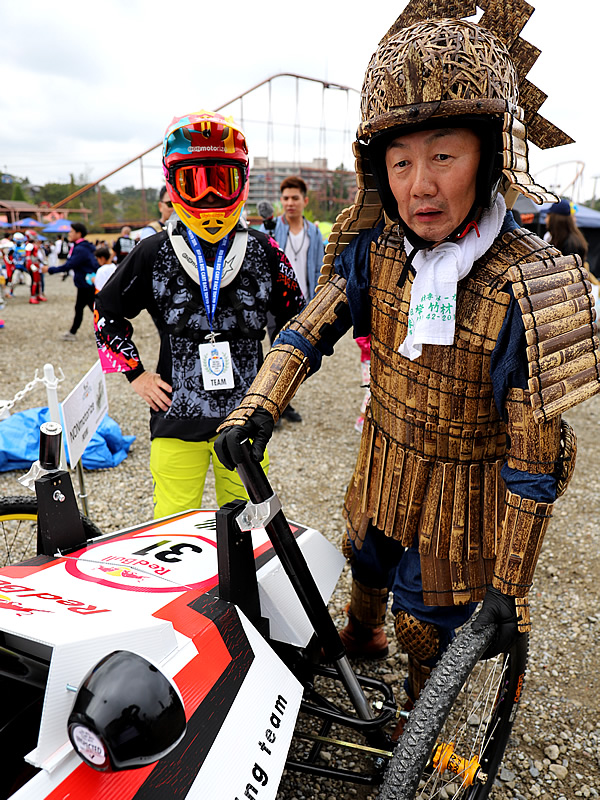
[416,655,511,798]
[0,514,38,566]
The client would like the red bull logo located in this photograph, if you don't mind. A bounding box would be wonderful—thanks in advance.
[98,566,145,582]
[0,593,53,616]
[0,579,110,615]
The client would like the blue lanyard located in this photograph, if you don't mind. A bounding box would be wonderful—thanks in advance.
[186,230,229,331]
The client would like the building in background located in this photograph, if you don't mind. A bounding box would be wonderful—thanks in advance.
[248,157,356,219]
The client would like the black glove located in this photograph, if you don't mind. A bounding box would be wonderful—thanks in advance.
[214,408,275,470]
[472,586,520,659]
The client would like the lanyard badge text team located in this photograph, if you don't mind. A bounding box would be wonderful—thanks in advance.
[187,230,235,391]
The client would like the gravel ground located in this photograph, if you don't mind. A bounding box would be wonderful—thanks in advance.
[1,274,599,799]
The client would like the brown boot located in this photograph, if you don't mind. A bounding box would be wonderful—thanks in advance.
[338,610,389,659]
[335,579,389,659]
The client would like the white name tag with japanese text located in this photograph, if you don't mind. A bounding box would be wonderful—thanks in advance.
[199,340,235,390]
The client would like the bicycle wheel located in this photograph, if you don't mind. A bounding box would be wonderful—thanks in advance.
[379,618,528,800]
[0,496,103,567]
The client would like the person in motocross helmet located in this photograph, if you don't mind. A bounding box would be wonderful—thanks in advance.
[215,0,596,707]
[162,111,250,244]
[5,232,38,301]
[94,110,304,517]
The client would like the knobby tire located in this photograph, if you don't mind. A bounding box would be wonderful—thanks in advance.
[379,617,528,799]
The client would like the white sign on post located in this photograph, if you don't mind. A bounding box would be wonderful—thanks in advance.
[60,360,109,467]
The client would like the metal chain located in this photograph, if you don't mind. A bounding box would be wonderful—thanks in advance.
[0,368,65,414]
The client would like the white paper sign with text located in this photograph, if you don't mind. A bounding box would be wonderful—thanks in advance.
[61,360,108,466]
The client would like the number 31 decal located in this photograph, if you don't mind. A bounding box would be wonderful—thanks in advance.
[132,539,204,563]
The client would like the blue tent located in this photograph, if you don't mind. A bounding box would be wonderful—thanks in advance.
[512,195,600,276]
[14,217,42,227]
[43,219,73,233]
[513,195,600,229]
[538,202,600,229]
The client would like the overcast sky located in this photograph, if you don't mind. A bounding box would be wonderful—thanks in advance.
[1,0,597,205]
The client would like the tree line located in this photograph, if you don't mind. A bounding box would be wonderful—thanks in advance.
[1,173,159,229]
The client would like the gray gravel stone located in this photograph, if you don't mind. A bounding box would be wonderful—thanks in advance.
[549,764,568,780]
[545,744,560,760]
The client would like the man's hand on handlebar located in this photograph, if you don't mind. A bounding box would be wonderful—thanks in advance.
[214,408,275,470]
[472,586,521,659]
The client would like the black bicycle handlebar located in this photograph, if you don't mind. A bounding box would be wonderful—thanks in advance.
[234,439,346,662]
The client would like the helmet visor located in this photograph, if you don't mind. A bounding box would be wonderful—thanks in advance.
[172,161,246,208]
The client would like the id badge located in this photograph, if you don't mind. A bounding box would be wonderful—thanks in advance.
[199,340,235,390]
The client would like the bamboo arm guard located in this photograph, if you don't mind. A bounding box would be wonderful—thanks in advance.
[218,343,309,428]
[504,388,562,476]
[493,387,566,631]
[493,490,553,599]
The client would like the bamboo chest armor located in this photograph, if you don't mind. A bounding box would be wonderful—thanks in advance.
[343,226,596,606]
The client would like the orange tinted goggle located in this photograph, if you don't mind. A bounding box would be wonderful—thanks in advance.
[170,161,246,207]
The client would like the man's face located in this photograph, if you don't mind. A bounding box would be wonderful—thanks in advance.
[68,228,78,243]
[385,127,480,241]
[281,187,308,222]
[158,193,173,223]
[122,226,132,237]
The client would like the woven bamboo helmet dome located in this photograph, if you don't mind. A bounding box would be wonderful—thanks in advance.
[360,18,519,135]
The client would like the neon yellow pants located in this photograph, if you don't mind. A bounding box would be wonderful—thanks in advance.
[150,435,270,519]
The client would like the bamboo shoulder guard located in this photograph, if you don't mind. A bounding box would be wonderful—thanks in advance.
[508,254,600,423]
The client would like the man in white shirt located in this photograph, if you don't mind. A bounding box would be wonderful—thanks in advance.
[260,176,324,423]
[264,176,324,301]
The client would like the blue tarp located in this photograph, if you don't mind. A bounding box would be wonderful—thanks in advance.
[513,195,600,229]
[538,202,600,229]
[0,407,135,472]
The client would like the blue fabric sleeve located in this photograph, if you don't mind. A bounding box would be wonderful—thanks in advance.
[489,285,529,415]
[333,221,384,338]
[500,463,557,502]
[48,262,69,275]
[274,329,324,373]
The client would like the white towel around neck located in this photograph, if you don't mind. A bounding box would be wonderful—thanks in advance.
[398,194,506,361]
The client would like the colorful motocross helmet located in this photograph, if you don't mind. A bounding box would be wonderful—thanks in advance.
[162,111,249,244]
[12,232,26,243]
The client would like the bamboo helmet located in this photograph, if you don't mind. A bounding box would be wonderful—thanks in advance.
[318,1,573,284]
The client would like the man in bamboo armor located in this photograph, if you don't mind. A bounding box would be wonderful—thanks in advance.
[216,0,598,702]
